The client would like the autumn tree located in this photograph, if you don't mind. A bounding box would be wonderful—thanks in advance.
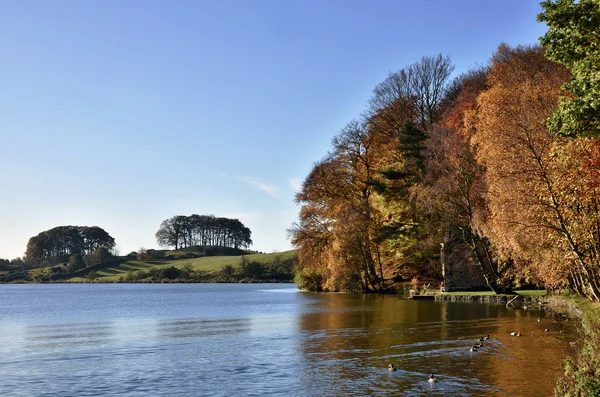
[366,55,456,279]
[330,119,388,291]
[471,44,600,300]
[416,66,521,293]
[291,55,457,292]
[289,156,345,291]
[291,116,404,292]
[370,54,455,131]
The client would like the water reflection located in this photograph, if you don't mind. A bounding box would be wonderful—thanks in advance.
[156,318,252,339]
[296,294,578,397]
[0,285,580,397]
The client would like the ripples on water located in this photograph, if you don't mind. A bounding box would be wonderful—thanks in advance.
[0,284,578,396]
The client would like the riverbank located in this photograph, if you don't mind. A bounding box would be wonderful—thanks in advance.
[433,290,546,304]
[549,295,600,396]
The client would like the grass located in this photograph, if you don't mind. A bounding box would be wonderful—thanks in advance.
[61,250,297,282]
[439,290,502,296]
[437,289,547,297]
[552,294,600,396]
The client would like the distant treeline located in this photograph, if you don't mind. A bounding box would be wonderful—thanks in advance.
[1,214,254,270]
[24,226,115,267]
[155,214,252,250]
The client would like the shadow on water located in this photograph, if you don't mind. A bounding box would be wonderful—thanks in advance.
[294,294,578,397]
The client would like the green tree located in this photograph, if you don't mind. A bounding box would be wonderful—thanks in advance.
[538,0,600,137]
[67,254,85,273]
[397,121,427,180]
[160,266,181,280]
[91,247,111,266]
[25,226,115,266]
[155,214,252,250]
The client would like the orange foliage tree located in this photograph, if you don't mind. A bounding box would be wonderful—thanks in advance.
[472,44,600,300]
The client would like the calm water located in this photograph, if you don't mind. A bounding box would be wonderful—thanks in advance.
[0,284,577,396]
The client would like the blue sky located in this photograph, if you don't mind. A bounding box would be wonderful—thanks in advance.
[0,0,547,259]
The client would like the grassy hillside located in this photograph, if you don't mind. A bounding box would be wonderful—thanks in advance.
[29,249,297,283]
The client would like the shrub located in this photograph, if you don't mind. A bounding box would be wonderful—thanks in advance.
[294,268,326,292]
[135,269,149,280]
[123,270,136,282]
[146,249,165,259]
[159,266,181,280]
[136,252,151,261]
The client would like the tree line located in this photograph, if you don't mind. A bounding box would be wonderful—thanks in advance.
[290,0,600,301]
[155,214,252,250]
[1,214,253,269]
[24,226,116,266]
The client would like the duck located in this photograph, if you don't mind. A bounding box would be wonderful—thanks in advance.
[545,328,550,332]
[475,342,483,348]
[537,317,542,322]
[483,334,490,340]
[510,331,522,336]
[388,363,397,372]
[428,373,438,383]
[470,345,479,352]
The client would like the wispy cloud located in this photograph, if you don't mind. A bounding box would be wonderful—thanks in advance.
[242,177,279,198]
[214,173,279,198]
[289,177,302,192]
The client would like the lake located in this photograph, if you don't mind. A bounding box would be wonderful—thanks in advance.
[0,283,577,396]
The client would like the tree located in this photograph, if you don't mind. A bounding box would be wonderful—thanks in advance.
[292,55,456,292]
[370,54,455,130]
[25,226,115,266]
[92,247,111,266]
[472,44,600,300]
[155,214,252,250]
[155,216,185,250]
[397,121,427,180]
[67,254,85,273]
[366,55,456,282]
[538,0,600,137]
[290,156,347,291]
[415,66,521,294]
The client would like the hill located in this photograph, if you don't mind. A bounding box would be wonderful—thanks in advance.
[25,248,297,283]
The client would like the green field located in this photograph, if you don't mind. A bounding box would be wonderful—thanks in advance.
[53,250,297,282]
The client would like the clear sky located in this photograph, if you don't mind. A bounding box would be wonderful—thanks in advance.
[0,0,548,259]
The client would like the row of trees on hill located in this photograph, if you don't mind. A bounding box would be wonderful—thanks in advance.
[8,213,254,268]
[24,226,115,266]
[155,215,252,250]
[290,1,600,300]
